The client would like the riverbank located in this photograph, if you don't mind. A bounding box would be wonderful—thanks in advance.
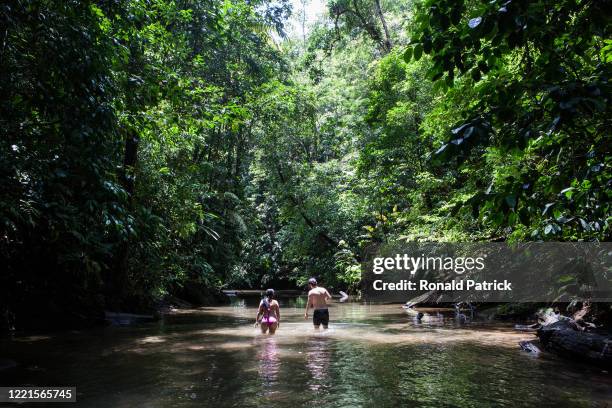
[1,286,230,333]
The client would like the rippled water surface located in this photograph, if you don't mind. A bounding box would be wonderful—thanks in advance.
[2,296,611,407]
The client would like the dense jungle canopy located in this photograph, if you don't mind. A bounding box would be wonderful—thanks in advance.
[1,0,610,327]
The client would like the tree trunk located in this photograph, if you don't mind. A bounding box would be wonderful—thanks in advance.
[111,41,142,308]
[374,0,392,52]
[350,0,387,53]
[122,128,139,200]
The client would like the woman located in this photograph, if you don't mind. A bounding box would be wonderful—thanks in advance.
[255,289,280,334]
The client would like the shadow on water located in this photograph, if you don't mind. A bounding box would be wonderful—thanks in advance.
[1,297,611,407]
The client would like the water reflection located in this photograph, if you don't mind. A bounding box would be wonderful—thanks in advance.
[257,336,280,395]
[306,337,332,392]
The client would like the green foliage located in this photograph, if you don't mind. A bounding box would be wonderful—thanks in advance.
[1,0,125,325]
[2,0,609,328]
[0,0,292,327]
[406,0,610,241]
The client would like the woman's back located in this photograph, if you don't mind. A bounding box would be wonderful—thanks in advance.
[257,289,280,334]
[260,299,279,319]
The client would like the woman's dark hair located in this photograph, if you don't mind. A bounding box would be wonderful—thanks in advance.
[265,288,275,299]
[262,288,274,311]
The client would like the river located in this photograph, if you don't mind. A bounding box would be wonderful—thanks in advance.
[1,295,611,407]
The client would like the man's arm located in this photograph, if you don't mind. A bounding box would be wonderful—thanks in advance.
[304,292,311,319]
[325,289,332,302]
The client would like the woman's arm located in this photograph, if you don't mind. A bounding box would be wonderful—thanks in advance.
[275,302,280,327]
[254,303,263,325]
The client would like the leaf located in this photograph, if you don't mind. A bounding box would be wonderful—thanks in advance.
[413,43,423,61]
[556,215,573,224]
[403,46,413,62]
[557,275,575,283]
[547,116,561,134]
[508,212,517,225]
[470,68,481,81]
[468,17,482,29]
[504,195,516,209]
[463,126,475,139]
[432,71,444,81]
[432,79,446,93]
[477,60,489,73]
[579,219,591,231]
[544,223,558,235]
[451,123,469,135]
[434,143,449,156]
[542,203,554,215]
[445,74,454,87]
[450,202,462,216]
[559,187,574,199]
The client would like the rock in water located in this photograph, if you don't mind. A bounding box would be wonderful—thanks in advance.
[519,341,541,355]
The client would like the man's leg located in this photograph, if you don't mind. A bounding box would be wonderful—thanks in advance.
[313,309,321,329]
[321,309,329,329]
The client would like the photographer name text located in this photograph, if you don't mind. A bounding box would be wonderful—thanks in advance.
[372,279,512,291]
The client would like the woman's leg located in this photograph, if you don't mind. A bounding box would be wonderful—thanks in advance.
[260,323,269,334]
[268,322,278,334]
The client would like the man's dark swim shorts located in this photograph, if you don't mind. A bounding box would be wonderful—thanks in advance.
[313,309,329,327]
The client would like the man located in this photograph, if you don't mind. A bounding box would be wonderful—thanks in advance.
[304,278,332,329]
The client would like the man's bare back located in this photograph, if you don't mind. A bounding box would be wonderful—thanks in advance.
[304,278,331,328]
[308,287,331,309]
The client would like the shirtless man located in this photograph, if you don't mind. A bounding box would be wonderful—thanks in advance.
[304,278,332,329]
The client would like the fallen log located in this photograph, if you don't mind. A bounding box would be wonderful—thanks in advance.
[403,290,437,309]
[514,323,541,332]
[537,319,612,366]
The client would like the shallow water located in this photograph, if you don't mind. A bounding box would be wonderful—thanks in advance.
[1,297,611,407]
